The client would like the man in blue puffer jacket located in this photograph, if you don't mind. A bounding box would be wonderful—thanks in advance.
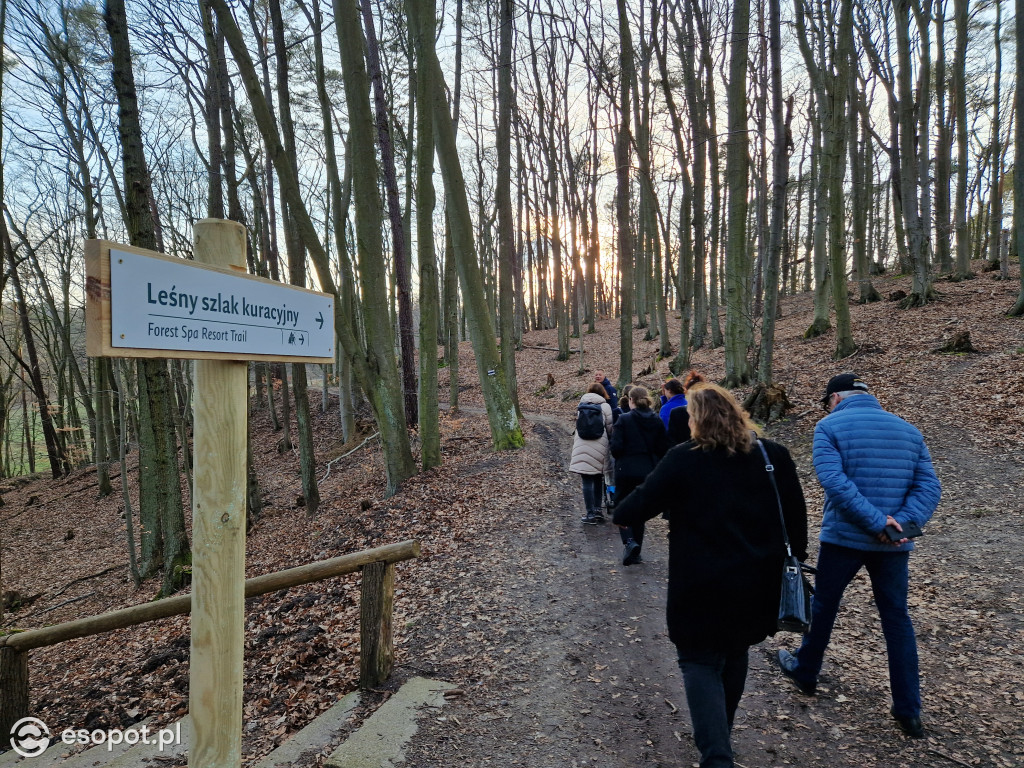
[777,373,940,739]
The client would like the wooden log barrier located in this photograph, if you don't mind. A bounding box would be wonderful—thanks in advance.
[0,646,28,749]
[359,561,395,689]
[0,540,419,654]
[0,541,418,730]
[0,540,418,730]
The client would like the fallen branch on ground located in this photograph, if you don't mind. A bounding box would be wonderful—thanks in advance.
[321,433,380,482]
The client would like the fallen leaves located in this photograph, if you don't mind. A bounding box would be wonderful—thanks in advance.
[1,263,1022,767]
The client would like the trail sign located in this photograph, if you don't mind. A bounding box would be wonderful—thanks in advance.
[85,239,334,363]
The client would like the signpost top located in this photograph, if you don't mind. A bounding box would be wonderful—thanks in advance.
[86,239,334,364]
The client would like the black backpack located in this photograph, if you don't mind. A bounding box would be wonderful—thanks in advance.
[575,402,605,440]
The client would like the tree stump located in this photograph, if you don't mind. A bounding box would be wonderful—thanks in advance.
[935,330,979,354]
[743,384,794,423]
[887,289,907,302]
[803,318,831,339]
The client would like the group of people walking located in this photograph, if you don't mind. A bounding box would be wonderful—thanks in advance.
[569,370,941,768]
[569,369,705,563]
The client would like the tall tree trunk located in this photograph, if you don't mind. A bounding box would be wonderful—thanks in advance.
[105,0,189,595]
[988,0,1003,272]
[211,0,417,495]
[796,0,831,339]
[360,2,418,426]
[1010,0,1024,315]
[413,2,441,467]
[678,2,707,351]
[267,0,319,515]
[443,222,460,410]
[0,225,69,479]
[758,0,790,386]
[934,0,953,274]
[723,0,753,386]
[301,0,358,443]
[615,0,635,390]
[952,0,972,279]
[851,87,881,304]
[657,0,693,372]
[496,0,520,414]
[826,0,856,359]
[200,0,262,525]
[408,0,523,451]
[894,0,935,306]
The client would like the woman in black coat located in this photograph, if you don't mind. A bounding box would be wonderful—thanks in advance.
[609,386,668,565]
[613,383,807,768]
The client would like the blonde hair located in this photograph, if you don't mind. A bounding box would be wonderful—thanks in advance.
[629,385,653,411]
[686,383,760,455]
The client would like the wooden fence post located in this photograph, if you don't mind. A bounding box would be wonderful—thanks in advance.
[0,646,28,748]
[189,219,248,768]
[359,561,395,689]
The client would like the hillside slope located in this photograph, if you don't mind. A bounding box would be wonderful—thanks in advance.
[2,264,1022,767]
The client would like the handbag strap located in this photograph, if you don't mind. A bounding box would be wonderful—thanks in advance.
[756,438,793,558]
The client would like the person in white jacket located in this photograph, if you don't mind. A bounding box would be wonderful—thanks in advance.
[569,383,614,524]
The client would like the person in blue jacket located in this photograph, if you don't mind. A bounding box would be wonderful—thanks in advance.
[658,377,688,429]
[777,373,941,740]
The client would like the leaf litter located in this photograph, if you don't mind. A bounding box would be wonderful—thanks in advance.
[1,264,1022,767]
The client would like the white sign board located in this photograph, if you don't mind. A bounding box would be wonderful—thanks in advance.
[106,248,334,360]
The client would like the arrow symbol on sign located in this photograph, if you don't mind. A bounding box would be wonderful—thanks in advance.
[316,312,324,329]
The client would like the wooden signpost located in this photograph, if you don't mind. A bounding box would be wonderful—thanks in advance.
[86,220,333,768]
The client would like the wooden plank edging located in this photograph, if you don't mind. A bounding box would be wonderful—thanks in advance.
[0,540,420,653]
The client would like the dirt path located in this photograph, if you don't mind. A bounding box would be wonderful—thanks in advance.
[398,416,694,767]
[395,410,1023,768]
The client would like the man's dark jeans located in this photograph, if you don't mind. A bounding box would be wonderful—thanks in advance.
[792,541,921,718]
[580,473,603,514]
[676,646,749,768]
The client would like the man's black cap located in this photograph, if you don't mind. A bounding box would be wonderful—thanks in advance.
[821,372,869,404]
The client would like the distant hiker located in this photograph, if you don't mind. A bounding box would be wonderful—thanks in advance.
[594,370,619,412]
[614,383,808,768]
[570,382,614,525]
[776,373,940,739]
[610,386,668,565]
[619,383,635,415]
[667,370,707,445]
[659,377,688,430]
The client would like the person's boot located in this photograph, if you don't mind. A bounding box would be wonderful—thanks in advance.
[890,708,924,738]
[777,649,817,695]
[622,539,641,565]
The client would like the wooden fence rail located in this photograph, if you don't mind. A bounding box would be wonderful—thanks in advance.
[0,539,419,744]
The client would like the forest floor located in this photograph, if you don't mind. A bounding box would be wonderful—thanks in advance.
[2,263,1023,768]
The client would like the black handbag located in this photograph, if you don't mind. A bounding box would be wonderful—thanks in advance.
[756,440,815,634]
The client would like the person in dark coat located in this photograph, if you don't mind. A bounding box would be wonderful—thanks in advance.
[594,370,619,411]
[609,386,669,565]
[619,384,635,415]
[614,383,808,768]
[667,370,707,445]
